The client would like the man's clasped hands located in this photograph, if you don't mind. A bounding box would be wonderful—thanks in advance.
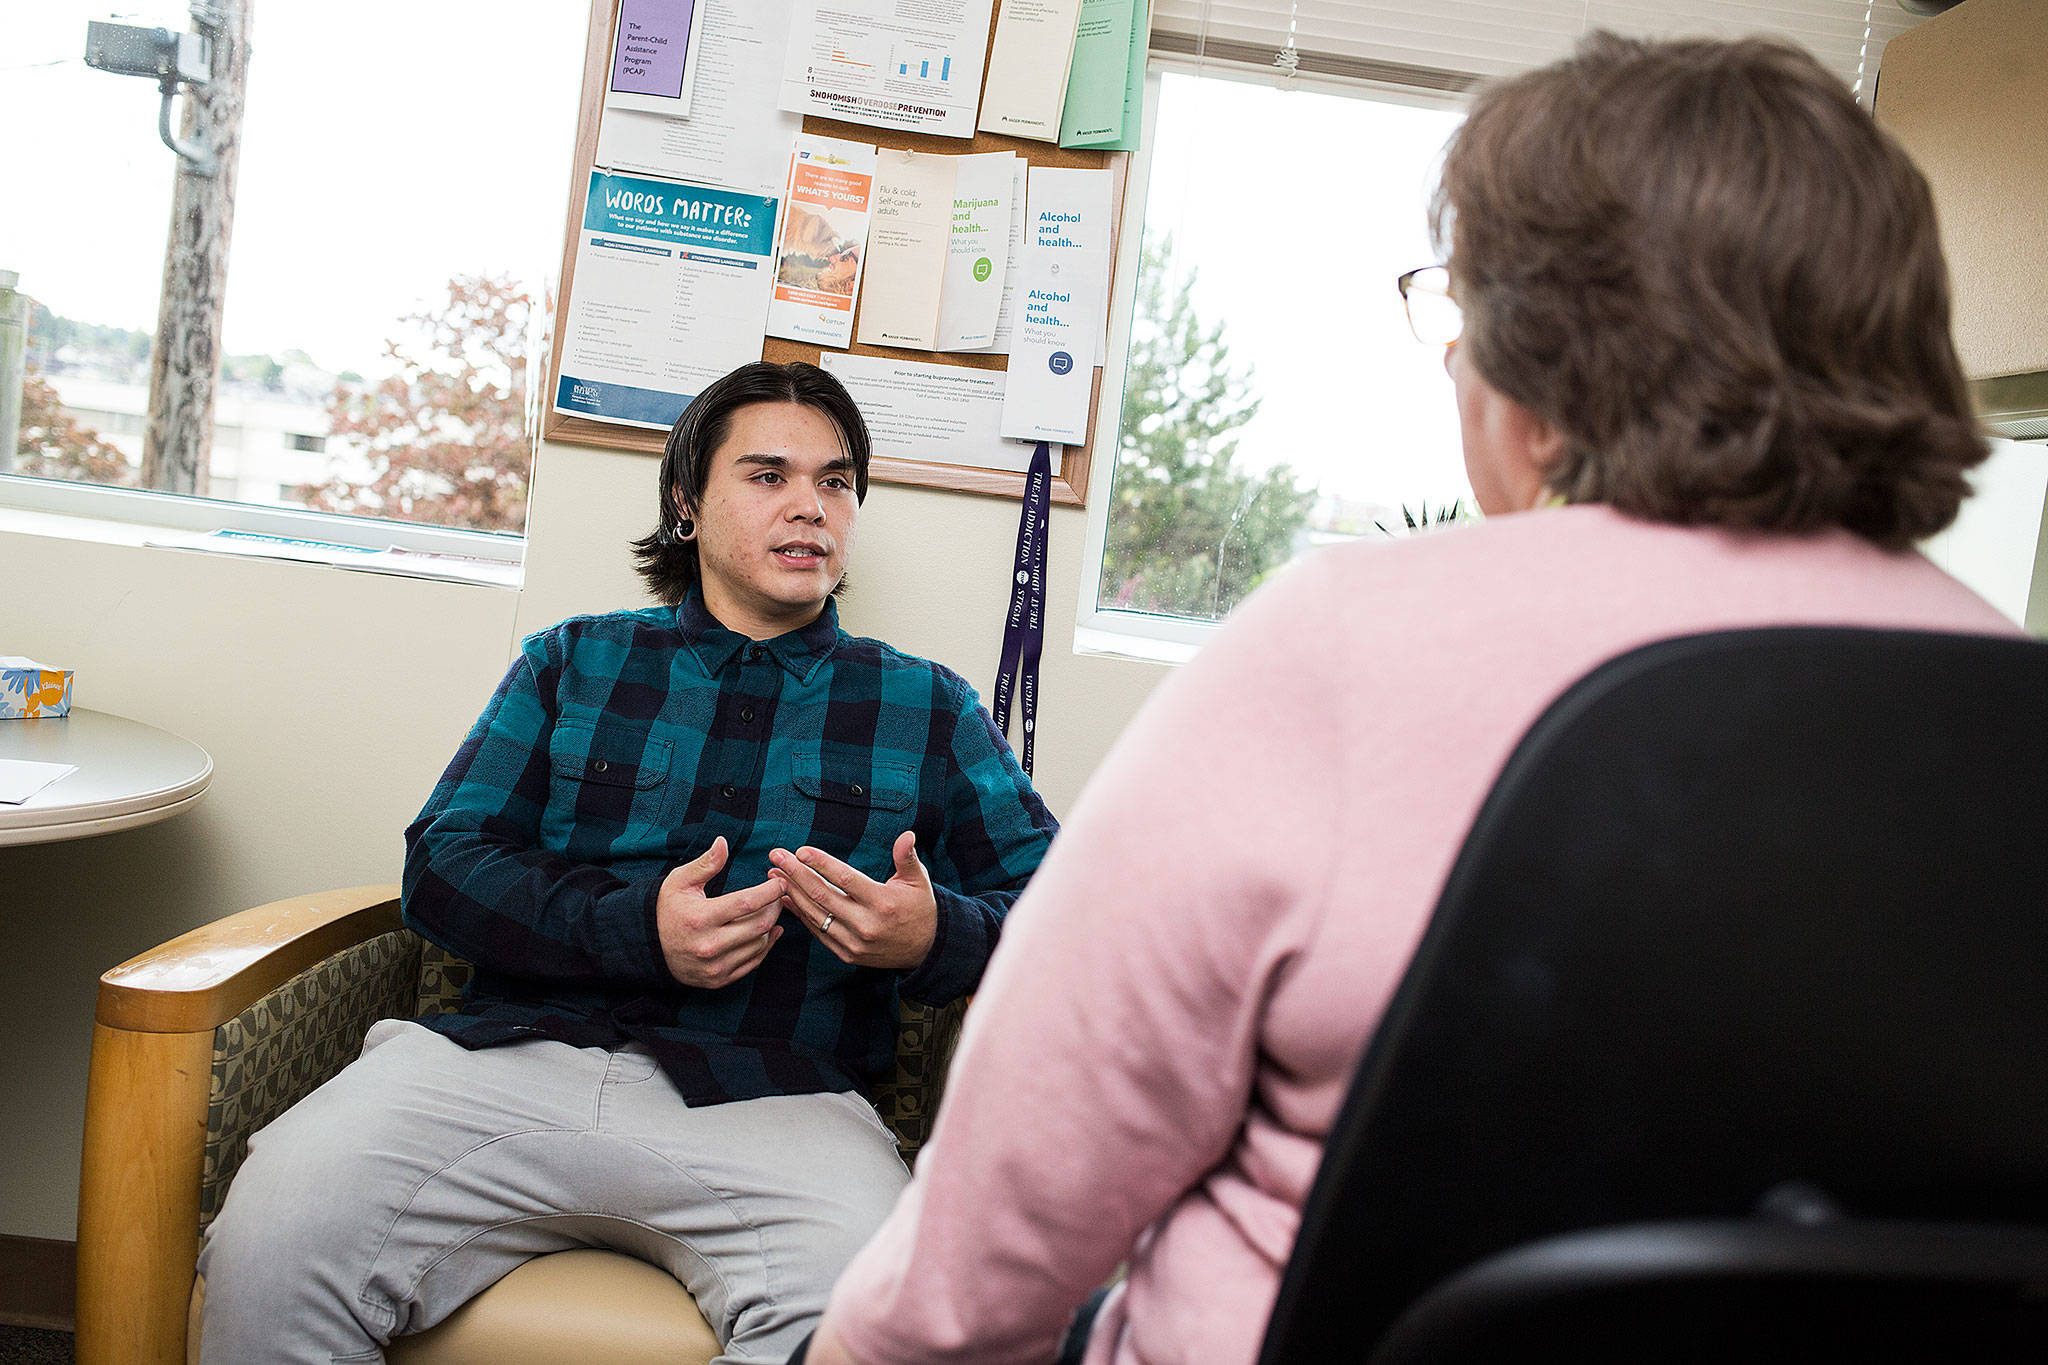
[655,833,940,990]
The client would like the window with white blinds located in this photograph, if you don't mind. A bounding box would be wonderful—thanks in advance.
[1148,1,1926,102]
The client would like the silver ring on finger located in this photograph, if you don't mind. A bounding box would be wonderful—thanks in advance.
[820,912,835,932]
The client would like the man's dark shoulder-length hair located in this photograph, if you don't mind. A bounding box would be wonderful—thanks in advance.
[1433,32,1986,549]
[631,361,873,605]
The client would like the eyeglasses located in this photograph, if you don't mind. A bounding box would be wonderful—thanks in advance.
[1396,265,1461,348]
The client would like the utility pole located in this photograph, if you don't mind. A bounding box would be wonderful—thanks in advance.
[141,0,251,496]
[0,270,25,476]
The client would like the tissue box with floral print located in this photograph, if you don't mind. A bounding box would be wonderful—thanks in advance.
[1,657,73,718]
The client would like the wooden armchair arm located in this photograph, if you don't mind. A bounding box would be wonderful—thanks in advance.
[97,884,404,1033]
[78,885,401,1365]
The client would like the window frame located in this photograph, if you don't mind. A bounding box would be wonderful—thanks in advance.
[3,335,541,577]
[0,471,527,573]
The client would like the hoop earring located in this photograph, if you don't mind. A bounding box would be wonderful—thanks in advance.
[677,518,695,540]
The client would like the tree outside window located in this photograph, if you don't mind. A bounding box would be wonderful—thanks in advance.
[299,275,547,535]
[1099,239,1314,621]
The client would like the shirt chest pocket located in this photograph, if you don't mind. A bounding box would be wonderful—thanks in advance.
[547,719,674,836]
[791,752,917,819]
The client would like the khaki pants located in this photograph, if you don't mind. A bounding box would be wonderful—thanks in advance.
[198,1020,909,1364]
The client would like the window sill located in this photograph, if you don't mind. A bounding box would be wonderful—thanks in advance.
[0,477,524,590]
[1072,621,1205,666]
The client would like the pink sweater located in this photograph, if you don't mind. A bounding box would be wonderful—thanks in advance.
[827,507,2017,1365]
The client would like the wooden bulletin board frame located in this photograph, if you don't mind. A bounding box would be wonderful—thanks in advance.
[542,0,1131,506]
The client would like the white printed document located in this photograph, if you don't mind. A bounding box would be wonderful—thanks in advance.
[605,0,708,118]
[768,135,878,349]
[595,0,802,197]
[555,171,777,430]
[979,0,1085,141]
[781,0,995,139]
[0,760,76,806]
[1000,166,1115,444]
[820,353,1056,474]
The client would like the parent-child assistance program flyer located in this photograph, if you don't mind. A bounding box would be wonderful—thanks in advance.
[555,170,779,429]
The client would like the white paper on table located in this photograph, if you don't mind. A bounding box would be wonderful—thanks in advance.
[1001,167,1116,443]
[934,153,1017,351]
[964,159,1029,356]
[0,759,77,806]
[596,0,801,197]
[605,0,708,118]
[768,135,878,348]
[857,152,958,350]
[554,170,778,431]
[978,0,1085,141]
[820,353,1058,474]
[780,0,994,139]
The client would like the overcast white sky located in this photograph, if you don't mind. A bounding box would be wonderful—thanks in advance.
[2,2,585,372]
[1139,70,1471,514]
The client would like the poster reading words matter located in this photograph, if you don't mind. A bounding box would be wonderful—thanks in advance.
[555,170,778,430]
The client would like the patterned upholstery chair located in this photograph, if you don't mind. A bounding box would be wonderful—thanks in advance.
[75,885,967,1365]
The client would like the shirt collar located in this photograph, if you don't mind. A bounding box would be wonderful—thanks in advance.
[676,589,841,682]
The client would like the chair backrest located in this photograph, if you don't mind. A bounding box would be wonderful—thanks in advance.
[1258,627,2048,1363]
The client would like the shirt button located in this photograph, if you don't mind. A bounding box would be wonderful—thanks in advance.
[738,706,755,723]
[747,646,765,662]
[849,784,865,797]
[720,784,739,800]
[591,760,608,773]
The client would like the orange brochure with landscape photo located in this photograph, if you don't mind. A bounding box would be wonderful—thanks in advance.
[767,134,877,349]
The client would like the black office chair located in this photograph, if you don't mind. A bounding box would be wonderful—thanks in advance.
[1259,626,2048,1365]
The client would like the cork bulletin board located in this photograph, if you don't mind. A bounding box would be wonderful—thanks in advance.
[542,0,1132,505]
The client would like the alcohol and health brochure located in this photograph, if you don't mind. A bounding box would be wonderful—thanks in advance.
[555,171,778,430]
[1000,166,1116,444]
[768,135,877,349]
[780,0,995,139]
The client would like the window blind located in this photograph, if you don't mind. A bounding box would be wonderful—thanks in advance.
[1149,1,1925,102]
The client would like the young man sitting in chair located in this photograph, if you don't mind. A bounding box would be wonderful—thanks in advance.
[197,361,1058,1363]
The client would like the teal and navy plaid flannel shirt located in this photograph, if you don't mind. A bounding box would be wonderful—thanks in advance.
[402,590,1058,1105]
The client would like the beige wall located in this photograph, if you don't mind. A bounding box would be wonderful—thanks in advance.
[1875,0,2048,380]
[0,529,523,1239]
[0,435,1168,1241]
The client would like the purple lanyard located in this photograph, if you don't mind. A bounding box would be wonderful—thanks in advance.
[991,441,1052,777]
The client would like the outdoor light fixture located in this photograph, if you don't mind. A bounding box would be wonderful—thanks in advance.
[83,20,218,176]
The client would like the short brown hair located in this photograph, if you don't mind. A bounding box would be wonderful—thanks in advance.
[1432,32,1985,548]
[631,361,872,604]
